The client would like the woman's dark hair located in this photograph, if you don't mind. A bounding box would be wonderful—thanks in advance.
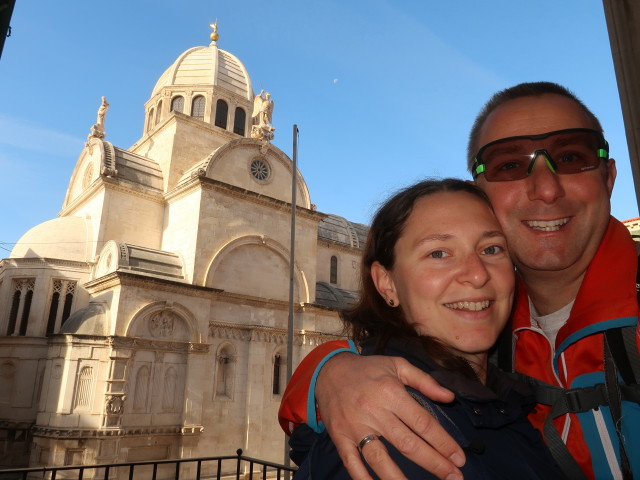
[342,178,493,377]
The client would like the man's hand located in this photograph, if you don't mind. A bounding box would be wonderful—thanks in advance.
[316,353,465,480]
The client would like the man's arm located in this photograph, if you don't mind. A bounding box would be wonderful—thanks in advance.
[279,339,356,435]
[279,343,466,480]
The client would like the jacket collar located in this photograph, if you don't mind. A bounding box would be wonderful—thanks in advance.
[512,216,638,352]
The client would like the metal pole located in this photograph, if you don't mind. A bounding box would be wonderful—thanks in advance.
[284,124,299,477]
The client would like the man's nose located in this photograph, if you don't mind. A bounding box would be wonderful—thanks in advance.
[526,152,565,203]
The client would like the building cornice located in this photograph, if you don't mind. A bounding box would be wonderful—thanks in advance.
[0,257,91,271]
[166,175,324,222]
[317,238,364,254]
[83,271,218,295]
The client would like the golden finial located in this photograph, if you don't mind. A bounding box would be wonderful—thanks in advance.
[210,20,219,44]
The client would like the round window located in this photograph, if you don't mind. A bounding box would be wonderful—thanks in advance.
[250,159,271,181]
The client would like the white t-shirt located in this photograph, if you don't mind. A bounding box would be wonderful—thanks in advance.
[529,299,575,351]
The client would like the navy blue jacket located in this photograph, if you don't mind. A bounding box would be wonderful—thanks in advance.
[291,336,567,479]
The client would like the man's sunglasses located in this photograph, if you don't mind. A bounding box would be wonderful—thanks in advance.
[471,128,609,182]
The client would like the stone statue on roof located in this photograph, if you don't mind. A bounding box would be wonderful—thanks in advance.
[251,90,276,141]
[88,96,109,141]
[96,96,109,127]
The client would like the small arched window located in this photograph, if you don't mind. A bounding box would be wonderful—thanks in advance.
[171,96,184,113]
[273,351,286,395]
[62,291,74,322]
[233,107,246,136]
[46,280,76,336]
[147,108,154,132]
[7,290,21,335]
[7,279,35,336]
[46,291,60,336]
[191,96,205,120]
[330,256,338,284]
[18,289,33,336]
[155,100,163,125]
[215,99,228,129]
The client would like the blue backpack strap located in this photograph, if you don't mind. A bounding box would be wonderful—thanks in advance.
[598,249,640,480]
[603,333,633,480]
[498,247,640,478]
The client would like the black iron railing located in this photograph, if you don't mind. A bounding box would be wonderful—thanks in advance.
[0,449,296,480]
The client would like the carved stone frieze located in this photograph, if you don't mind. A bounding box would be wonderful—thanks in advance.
[208,323,252,341]
[207,322,342,347]
[32,425,190,439]
[107,336,208,354]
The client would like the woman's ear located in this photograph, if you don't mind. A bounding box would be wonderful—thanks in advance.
[371,261,397,306]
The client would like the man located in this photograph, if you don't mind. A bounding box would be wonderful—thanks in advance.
[279,82,640,480]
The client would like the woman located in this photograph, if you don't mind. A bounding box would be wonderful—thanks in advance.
[291,179,565,479]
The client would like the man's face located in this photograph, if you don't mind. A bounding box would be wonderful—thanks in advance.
[473,94,617,277]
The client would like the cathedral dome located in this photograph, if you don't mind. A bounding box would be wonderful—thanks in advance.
[151,42,253,101]
[10,216,91,262]
[59,302,107,336]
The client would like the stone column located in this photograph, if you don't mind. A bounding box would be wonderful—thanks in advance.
[602,0,640,212]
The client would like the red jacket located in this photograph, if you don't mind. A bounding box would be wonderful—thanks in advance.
[511,217,639,479]
[278,217,640,478]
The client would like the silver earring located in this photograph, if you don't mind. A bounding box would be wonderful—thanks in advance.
[388,299,395,307]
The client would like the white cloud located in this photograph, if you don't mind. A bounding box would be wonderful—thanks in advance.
[0,114,83,157]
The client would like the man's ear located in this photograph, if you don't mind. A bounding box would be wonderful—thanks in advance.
[371,261,396,305]
[605,158,617,197]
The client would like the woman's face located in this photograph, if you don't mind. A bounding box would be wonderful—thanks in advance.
[372,191,515,365]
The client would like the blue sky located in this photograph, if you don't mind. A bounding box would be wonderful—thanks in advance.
[1,0,637,253]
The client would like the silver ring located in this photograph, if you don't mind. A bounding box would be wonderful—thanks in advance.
[358,434,378,451]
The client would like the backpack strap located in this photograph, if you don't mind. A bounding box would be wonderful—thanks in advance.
[499,246,640,478]
[496,317,513,372]
[514,374,594,479]
[604,326,640,385]
[601,242,640,479]
[603,333,633,480]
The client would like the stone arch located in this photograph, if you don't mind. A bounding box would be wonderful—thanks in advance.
[203,138,312,208]
[125,301,200,343]
[204,235,310,303]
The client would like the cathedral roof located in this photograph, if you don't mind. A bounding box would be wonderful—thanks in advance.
[59,302,107,336]
[315,282,359,310]
[151,42,253,100]
[10,216,91,262]
[113,147,164,191]
[318,215,368,249]
[95,241,186,282]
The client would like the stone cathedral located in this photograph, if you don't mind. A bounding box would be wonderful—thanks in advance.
[0,25,365,470]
